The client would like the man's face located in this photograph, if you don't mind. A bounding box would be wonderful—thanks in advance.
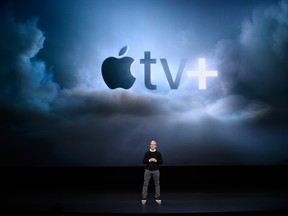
[150,141,157,150]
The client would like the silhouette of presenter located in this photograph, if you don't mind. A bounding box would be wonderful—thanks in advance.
[141,140,163,204]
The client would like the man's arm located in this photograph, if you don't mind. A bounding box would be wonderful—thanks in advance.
[143,152,149,164]
[157,152,163,165]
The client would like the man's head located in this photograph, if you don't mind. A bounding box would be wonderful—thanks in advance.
[150,140,157,150]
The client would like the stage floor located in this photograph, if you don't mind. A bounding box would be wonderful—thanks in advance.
[2,190,288,215]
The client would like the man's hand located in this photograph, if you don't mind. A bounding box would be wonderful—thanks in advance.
[149,158,157,162]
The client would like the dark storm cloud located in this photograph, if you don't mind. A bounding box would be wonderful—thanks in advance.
[52,89,170,118]
[0,8,59,110]
[41,92,286,166]
[0,6,60,166]
[215,0,288,109]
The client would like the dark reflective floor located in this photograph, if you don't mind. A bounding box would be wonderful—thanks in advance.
[2,166,288,215]
[2,190,288,215]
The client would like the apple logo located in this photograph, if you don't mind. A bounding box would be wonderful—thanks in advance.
[101,46,135,89]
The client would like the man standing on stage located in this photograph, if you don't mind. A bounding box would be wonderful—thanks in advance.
[141,140,163,204]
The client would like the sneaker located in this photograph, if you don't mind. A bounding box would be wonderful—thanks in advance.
[155,198,161,204]
[141,199,147,204]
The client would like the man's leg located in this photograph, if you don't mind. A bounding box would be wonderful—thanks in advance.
[142,169,151,200]
[152,170,160,199]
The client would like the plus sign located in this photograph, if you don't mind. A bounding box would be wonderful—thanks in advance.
[187,58,218,89]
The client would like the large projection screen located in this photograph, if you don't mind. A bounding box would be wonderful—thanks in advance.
[0,0,288,166]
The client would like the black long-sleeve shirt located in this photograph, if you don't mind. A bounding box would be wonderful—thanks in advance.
[143,150,163,171]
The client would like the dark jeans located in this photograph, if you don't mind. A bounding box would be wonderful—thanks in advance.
[142,169,160,199]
